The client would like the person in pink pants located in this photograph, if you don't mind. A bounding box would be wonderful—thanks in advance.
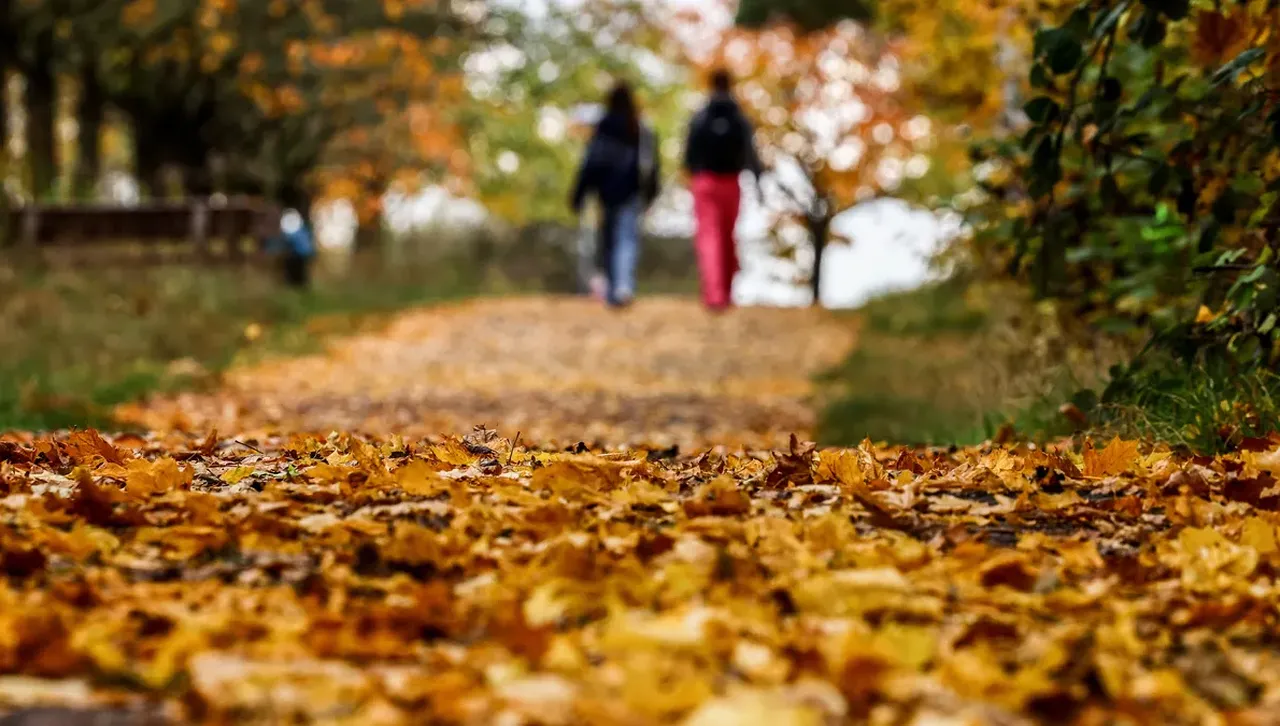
[683,69,764,311]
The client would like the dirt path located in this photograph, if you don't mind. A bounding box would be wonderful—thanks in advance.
[117,296,855,450]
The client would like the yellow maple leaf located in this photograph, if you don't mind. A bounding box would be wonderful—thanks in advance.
[395,459,446,496]
[220,466,255,485]
[125,457,192,497]
[1241,517,1278,555]
[1083,437,1141,477]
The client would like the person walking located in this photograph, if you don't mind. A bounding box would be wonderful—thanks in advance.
[570,82,661,308]
[683,69,764,312]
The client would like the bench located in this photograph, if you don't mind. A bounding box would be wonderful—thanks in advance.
[0,200,282,266]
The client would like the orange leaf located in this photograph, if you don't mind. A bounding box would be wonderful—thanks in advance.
[1083,437,1141,478]
[64,430,127,466]
[124,457,192,497]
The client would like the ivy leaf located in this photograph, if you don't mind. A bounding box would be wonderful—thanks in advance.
[1212,192,1238,224]
[1065,8,1091,39]
[1231,334,1263,364]
[1031,64,1052,89]
[1131,11,1168,48]
[1148,164,1172,196]
[1100,78,1122,102]
[1045,31,1085,74]
[1261,313,1277,336]
[1024,96,1061,124]
[1030,137,1061,197]
[1101,175,1122,213]
[1144,0,1189,20]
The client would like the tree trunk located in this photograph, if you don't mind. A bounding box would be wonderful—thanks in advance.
[134,124,166,199]
[354,184,386,252]
[355,212,384,252]
[0,0,12,167]
[279,182,313,225]
[808,213,831,308]
[74,60,104,200]
[178,140,212,198]
[25,30,58,201]
[0,69,8,167]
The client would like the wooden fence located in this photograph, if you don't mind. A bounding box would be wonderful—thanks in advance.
[0,200,282,266]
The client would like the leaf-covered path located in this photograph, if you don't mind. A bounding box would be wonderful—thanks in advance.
[117,296,854,450]
[5,296,1280,725]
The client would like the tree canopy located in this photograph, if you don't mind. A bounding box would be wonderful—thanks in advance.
[2,0,472,219]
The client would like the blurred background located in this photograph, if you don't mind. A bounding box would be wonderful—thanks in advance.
[2,0,1277,451]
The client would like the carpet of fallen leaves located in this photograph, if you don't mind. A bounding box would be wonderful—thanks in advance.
[115,297,852,450]
[3,429,1280,725]
[4,297,1280,725]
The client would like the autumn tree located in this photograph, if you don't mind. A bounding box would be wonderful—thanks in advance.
[2,0,471,220]
[105,0,470,209]
[706,21,930,305]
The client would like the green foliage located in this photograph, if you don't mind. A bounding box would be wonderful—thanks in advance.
[736,0,875,30]
[967,1,1280,408]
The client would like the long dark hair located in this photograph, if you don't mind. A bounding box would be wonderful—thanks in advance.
[605,81,641,142]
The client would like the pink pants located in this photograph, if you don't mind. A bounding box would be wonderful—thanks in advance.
[691,173,742,310]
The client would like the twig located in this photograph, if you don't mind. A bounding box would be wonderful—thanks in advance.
[234,440,265,455]
[1193,264,1255,273]
[508,431,521,466]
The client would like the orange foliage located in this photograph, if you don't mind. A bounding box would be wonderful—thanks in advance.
[702,20,928,239]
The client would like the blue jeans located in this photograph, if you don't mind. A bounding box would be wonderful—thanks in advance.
[596,199,642,305]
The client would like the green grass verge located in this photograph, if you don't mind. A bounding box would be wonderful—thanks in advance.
[1094,360,1280,454]
[0,252,490,432]
[819,278,1280,453]
[816,278,1115,448]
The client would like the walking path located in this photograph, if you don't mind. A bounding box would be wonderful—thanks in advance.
[0,294,1265,724]
[117,296,855,450]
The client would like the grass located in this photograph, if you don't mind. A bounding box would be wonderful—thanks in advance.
[818,277,1280,453]
[1095,359,1280,454]
[0,250,492,432]
[817,277,1124,448]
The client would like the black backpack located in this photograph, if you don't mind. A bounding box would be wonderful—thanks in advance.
[693,103,749,174]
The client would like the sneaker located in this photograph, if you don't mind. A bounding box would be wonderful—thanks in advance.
[589,274,607,302]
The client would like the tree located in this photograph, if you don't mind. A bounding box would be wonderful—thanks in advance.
[0,0,472,216]
[103,0,471,211]
[705,21,929,305]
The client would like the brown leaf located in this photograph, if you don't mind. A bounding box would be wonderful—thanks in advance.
[979,553,1039,591]
[765,434,815,489]
[1191,9,1251,66]
[684,478,752,518]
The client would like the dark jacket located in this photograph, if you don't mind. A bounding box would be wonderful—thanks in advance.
[571,113,661,213]
[683,93,764,178]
